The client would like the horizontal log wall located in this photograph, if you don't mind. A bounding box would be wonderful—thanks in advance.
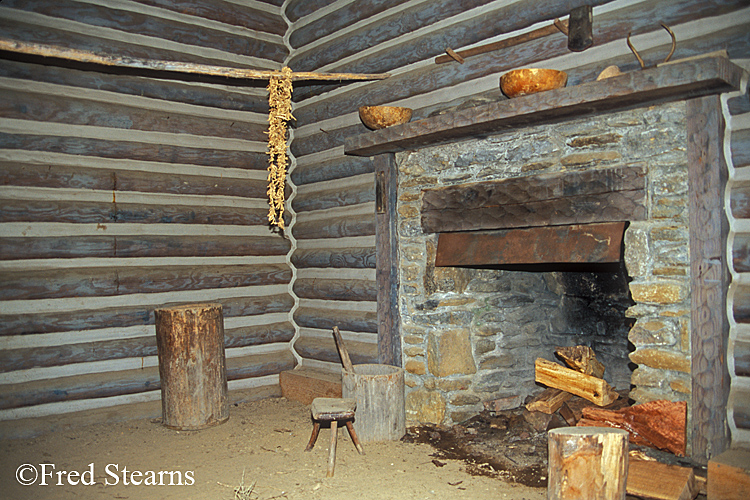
[0,0,294,424]
[727,53,750,448]
[286,0,750,447]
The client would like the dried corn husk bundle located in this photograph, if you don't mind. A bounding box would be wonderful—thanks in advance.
[266,67,294,228]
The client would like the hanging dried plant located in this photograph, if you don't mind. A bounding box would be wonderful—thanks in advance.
[266,66,294,229]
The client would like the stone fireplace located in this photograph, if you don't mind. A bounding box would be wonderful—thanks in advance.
[395,101,690,426]
[345,55,744,460]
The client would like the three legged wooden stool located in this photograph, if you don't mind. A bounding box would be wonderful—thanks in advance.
[304,397,364,477]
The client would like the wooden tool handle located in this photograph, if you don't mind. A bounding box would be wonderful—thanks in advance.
[332,326,354,373]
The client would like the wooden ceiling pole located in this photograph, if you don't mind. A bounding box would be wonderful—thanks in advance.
[0,37,391,82]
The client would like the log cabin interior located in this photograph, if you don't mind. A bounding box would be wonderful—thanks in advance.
[1,0,750,496]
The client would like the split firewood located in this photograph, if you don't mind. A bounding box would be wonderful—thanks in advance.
[522,408,566,432]
[555,345,605,378]
[577,400,687,456]
[523,409,553,432]
[627,458,697,500]
[525,387,573,414]
[558,402,577,426]
[535,358,618,406]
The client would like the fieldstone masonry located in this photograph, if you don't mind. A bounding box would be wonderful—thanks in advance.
[396,102,693,426]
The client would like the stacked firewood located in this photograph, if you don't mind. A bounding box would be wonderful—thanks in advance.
[530,346,699,499]
[531,346,687,457]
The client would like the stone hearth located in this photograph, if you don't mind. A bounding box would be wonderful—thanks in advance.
[396,102,691,426]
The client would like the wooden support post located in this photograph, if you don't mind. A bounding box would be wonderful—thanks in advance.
[687,95,730,463]
[375,153,401,366]
[548,427,629,500]
[154,303,228,430]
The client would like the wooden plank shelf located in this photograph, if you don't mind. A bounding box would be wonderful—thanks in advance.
[344,55,743,157]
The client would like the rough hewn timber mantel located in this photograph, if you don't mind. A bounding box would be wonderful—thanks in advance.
[344,55,743,157]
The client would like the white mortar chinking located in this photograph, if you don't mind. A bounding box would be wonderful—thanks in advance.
[281,0,302,366]
[723,66,750,447]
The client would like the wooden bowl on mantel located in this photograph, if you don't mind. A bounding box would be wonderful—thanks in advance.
[359,105,413,130]
[500,68,568,98]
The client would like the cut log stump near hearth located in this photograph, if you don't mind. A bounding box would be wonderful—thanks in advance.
[535,358,618,406]
[548,427,629,499]
[577,399,687,456]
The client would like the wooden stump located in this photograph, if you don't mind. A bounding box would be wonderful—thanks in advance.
[155,303,228,430]
[548,427,629,500]
[342,364,405,443]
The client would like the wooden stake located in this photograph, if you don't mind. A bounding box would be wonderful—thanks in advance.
[548,427,629,500]
[0,37,390,82]
[332,326,354,373]
[434,20,568,64]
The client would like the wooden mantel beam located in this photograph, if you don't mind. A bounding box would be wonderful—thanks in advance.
[344,55,743,157]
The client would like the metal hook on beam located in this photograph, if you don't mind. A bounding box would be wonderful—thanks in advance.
[627,23,676,69]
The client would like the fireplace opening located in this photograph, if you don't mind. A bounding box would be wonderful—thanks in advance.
[398,101,695,428]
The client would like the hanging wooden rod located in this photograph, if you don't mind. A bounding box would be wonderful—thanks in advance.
[0,37,390,81]
[436,19,568,64]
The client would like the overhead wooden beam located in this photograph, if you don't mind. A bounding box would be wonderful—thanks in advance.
[0,37,390,82]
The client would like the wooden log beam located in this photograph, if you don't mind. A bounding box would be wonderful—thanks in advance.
[0,37,390,82]
[293,335,377,365]
[0,294,294,336]
[293,278,377,302]
[0,264,291,300]
[0,322,294,372]
[435,222,626,266]
[292,214,375,239]
[535,358,618,406]
[0,199,270,226]
[0,235,290,261]
[0,349,295,410]
[294,307,378,334]
[423,165,645,234]
[0,132,270,170]
[0,87,267,141]
[291,182,374,212]
[291,247,376,269]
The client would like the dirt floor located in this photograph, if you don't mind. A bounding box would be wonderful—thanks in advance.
[0,397,547,500]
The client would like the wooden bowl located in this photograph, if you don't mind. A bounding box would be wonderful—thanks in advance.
[359,106,412,130]
[500,69,568,98]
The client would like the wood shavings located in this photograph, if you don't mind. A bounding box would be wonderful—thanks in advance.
[266,67,294,229]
